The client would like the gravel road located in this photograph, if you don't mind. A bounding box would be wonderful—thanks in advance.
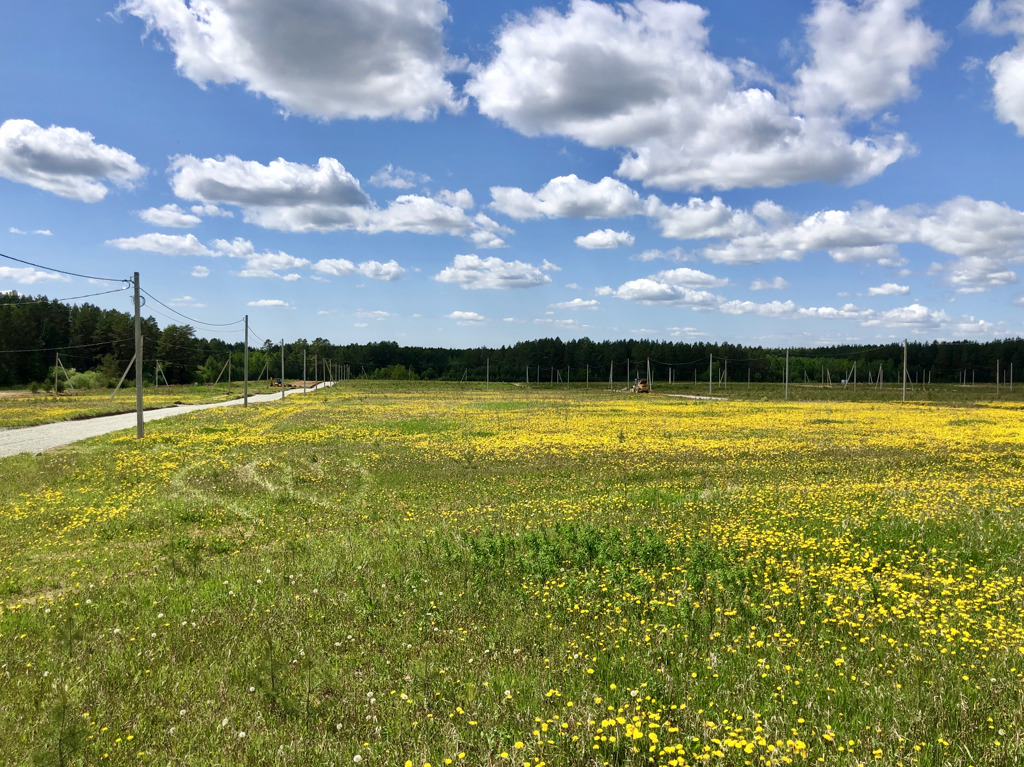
[0,384,332,459]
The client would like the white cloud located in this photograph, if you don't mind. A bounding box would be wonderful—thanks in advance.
[171,153,506,245]
[0,266,71,285]
[794,0,943,119]
[490,175,643,220]
[190,203,233,217]
[247,299,289,308]
[357,259,405,281]
[169,295,205,308]
[447,310,486,325]
[191,265,210,278]
[750,276,789,290]
[969,1,1024,133]
[119,0,462,121]
[370,164,429,189]
[862,303,949,329]
[434,254,552,290]
[946,255,1018,292]
[541,259,561,272]
[575,229,635,249]
[9,227,52,236]
[138,203,201,228]
[634,247,689,262]
[0,119,145,202]
[106,232,213,256]
[549,298,599,310]
[210,237,309,279]
[867,282,910,295]
[596,279,720,308]
[467,0,928,191]
[355,310,392,320]
[719,299,798,317]
[647,196,759,239]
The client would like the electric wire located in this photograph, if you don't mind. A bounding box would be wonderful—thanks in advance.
[139,287,244,328]
[0,252,131,284]
[0,286,131,306]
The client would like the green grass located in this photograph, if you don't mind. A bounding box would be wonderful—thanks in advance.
[1,383,1023,766]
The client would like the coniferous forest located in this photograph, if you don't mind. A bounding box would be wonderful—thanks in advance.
[2,291,1022,388]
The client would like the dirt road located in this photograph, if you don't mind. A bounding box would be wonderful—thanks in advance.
[0,384,331,459]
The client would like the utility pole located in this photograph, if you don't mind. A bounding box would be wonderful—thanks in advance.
[243,315,249,408]
[996,359,1000,394]
[280,339,285,401]
[708,354,712,396]
[486,357,489,389]
[303,349,307,394]
[134,272,144,439]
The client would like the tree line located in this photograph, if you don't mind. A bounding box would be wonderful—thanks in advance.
[2,291,1022,388]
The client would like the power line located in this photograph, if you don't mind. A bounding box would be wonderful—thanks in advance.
[0,338,132,355]
[139,287,244,328]
[0,251,131,284]
[0,286,131,306]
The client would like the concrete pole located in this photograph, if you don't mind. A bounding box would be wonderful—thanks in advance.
[244,315,249,408]
[134,272,144,438]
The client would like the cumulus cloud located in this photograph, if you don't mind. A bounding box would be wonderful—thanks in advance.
[191,265,210,278]
[549,298,600,310]
[467,0,936,191]
[751,276,790,290]
[0,266,70,285]
[490,175,643,219]
[210,236,309,279]
[596,265,728,307]
[370,164,429,189]
[106,232,213,256]
[0,119,145,202]
[867,282,910,295]
[795,0,943,119]
[968,0,1024,133]
[170,154,506,245]
[247,299,289,308]
[862,303,949,329]
[719,299,798,317]
[647,196,759,239]
[434,254,552,290]
[119,0,462,121]
[447,310,486,324]
[575,229,635,249]
[138,203,200,227]
[190,203,233,217]
[312,258,406,281]
[946,255,1018,292]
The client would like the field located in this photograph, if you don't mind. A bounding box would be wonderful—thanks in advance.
[0,381,287,429]
[1,383,1023,766]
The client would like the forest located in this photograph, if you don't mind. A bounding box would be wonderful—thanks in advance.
[2,291,1022,388]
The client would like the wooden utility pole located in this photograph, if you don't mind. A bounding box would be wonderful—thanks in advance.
[708,354,712,396]
[902,339,908,402]
[280,339,285,401]
[134,272,144,438]
[303,349,307,394]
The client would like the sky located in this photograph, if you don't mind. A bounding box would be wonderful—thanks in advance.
[3,0,1024,350]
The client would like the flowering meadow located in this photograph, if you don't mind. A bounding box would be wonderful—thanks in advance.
[1,383,1023,766]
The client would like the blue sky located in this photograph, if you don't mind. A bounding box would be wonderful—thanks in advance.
[3,0,1024,349]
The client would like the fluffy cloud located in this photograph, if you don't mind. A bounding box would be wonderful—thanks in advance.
[0,266,70,285]
[647,196,759,239]
[138,203,200,227]
[490,175,643,220]
[191,265,210,278]
[170,154,506,245]
[434,254,552,290]
[575,229,635,249]
[247,299,289,308]
[0,119,145,202]
[369,164,429,189]
[795,0,943,119]
[447,310,486,324]
[862,303,949,329]
[467,0,936,191]
[867,282,910,295]
[119,0,462,121]
[968,0,1024,133]
[597,265,728,306]
[750,276,790,290]
[945,255,1018,292]
[106,233,213,256]
[210,237,308,279]
[549,298,600,310]
[312,258,406,281]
